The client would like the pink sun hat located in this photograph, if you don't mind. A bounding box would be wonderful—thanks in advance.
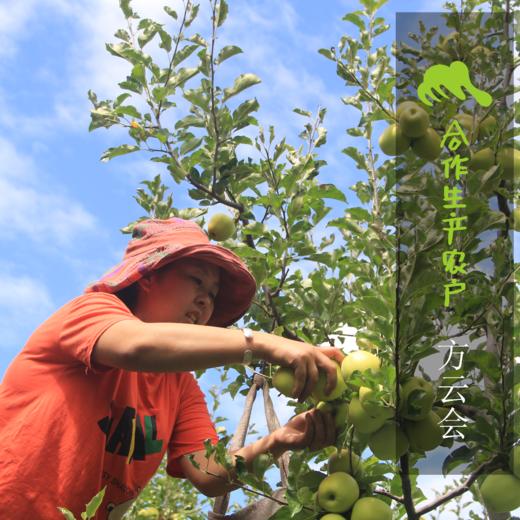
[84,217,257,328]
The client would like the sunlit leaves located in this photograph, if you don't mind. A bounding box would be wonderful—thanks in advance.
[222,73,261,102]
[216,45,243,64]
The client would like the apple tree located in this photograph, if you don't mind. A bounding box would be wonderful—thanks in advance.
[83,0,520,519]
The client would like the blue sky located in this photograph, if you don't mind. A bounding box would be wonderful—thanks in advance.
[0,0,510,517]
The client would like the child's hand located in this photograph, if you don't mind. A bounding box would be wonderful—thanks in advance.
[271,408,337,453]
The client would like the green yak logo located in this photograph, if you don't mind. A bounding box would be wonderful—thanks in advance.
[418,61,492,107]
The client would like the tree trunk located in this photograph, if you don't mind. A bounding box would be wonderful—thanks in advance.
[211,373,291,518]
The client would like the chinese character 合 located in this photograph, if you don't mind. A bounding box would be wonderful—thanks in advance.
[441,120,470,151]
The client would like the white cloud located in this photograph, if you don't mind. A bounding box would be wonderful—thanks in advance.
[0,137,97,247]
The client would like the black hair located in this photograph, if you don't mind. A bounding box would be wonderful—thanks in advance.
[114,282,140,312]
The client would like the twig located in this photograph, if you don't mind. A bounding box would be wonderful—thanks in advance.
[415,458,500,517]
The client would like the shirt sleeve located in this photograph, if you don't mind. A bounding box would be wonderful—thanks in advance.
[58,292,140,374]
[166,372,219,478]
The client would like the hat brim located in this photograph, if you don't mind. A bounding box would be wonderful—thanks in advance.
[85,243,257,328]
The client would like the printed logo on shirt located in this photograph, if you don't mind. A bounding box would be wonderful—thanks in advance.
[98,404,164,463]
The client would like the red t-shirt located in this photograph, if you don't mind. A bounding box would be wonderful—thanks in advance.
[0,292,219,519]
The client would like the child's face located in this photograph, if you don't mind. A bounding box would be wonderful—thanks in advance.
[135,258,220,325]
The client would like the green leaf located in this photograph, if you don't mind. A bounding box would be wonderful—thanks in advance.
[163,5,177,19]
[114,29,131,42]
[360,295,390,318]
[318,48,335,60]
[100,144,140,162]
[118,78,143,94]
[82,486,107,519]
[233,98,259,123]
[216,45,243,64]
[175,114,205,129]
[180,137,202,155]
[343,12,365,31]
[442,446,473,476]
[131,63,146,85]
[114,105,141,118]
[119,0,138,19]
[223,73,261,102]
[57,508,76,520]
[308,184,347,202]
[293,108,312,117]
[315,126,327,147]
[217,0,229,27]
[342,146,367,170]
[185,4,199,27]
[137,21,159,48]
[89,106,119,131]
[183,87,209,110]
[158,28,172,52]
[173,44,199,67]
[167,67,200,89]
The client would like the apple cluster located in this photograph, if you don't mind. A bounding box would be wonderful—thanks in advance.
[479,446,520,513]
[378,101,441,161]
[317,450,392,519]
[271,342,461,517]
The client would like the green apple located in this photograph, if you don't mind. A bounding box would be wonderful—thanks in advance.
[334,401,349,430]
[469,147,495,171]
[400,376,435,421]
[351,496,393,520]
[411,128,442,161]
[478,115,497,139]
[316,400,349,430]
[348,397,388,434]
[398,104,429,138]
[498,147,520,180]
[252,453,272,477]
[317,472,360,513]
[480,470,520,513]
[454,113,475,140]
[510,207,520,232]
[378,124,411,156]
[291,195,305,213]
[358,386,394,418]
[368,421,409,460]
[509,445,520,479]
[272,367,296,398]
[396,100,421,119]
[207,213,235,241]
[404,411,443,452]
[312,361,347,402]
[355,337,377,350]
[328,448,363,477]
[137,507,160,518]
[341,351,381,381]
[320,515,346,520]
